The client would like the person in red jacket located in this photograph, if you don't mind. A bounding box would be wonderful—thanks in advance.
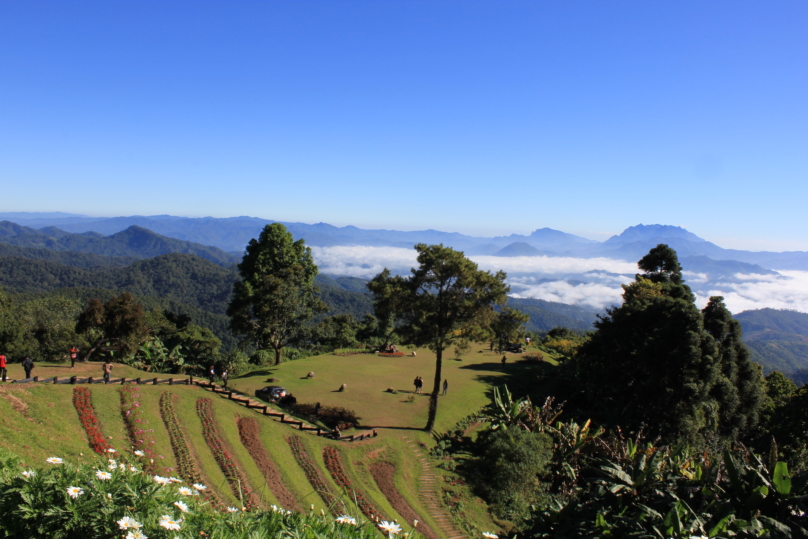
[0,353,7,382]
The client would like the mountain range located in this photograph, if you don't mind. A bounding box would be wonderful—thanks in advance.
[2,213,806,272]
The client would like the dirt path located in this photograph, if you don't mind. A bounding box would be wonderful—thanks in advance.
[370,461,439,539]
[401,436,467,539]
[237,417,302,512]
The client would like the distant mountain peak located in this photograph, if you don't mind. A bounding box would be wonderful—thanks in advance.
[494,242,542,257]
[605,224,707,245]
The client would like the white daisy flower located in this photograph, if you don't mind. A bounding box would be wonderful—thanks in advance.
[96,470,112,480]
[125,530,148,539]
[336,515,357,525]
[227,507,239,513]
[192,483,207,491]
[158,515,182,530]
[21,470,35,478]
[134,450,145,457]
[129,465,139,473]
[108,464,117,471]
[177,486,194,496]
[66,486,84,499]
[482,534,498,539]
[169,477,183,483]
[153,475,171,485]
[46,457,63,464]
[379,521,402,535]
[117,516,142,530]
[173,500,189,513]
[107,448,117,453]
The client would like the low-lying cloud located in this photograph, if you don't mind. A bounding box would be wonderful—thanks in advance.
[311,245,808,315]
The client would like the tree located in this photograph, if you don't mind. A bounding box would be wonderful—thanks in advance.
[368,244,508,432]
[75,293,149,361]
[227,224,326,365]
[489,307,530,351]
[574,244,763,444]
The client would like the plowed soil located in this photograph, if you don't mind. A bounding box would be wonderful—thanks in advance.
[237,417,301,512]
[370,462,439,539]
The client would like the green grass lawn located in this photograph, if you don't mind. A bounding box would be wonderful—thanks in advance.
[229,346,529,434]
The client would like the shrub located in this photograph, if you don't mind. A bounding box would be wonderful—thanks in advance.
[0,450,381,539]
[291,403,360,430]
[378,352,404,357]
[249,349,274,366]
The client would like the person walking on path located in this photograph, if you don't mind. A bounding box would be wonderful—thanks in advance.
[442,379,448,396]
[0,353,7,382]
[102,359,113,384]
[208,364,216,385]
[22,357,34,379]
[221,370,229,389]
[314,402,321,417]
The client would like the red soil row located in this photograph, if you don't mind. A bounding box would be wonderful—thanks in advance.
[237,417,302,512]
[370,462,439,539]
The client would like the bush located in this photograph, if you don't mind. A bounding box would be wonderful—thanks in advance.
[250,349,274,366]
[292,403,360,430]
[477,426,553,524]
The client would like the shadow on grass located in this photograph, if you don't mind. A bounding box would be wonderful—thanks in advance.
[459,358,557,400]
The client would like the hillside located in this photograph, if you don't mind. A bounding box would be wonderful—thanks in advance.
[736,308,808,378]
[0,221,239,266]
[0,243,140,268]
[0,348,512,537]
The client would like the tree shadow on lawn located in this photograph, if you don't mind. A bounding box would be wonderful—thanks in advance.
[459,359,556,401]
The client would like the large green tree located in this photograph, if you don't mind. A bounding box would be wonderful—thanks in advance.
[368,243,509,432]
[575,244,763,444]
[227,224,325,365]
[75,292,149,361]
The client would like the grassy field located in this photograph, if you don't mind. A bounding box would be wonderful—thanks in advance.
[0,347,549,536]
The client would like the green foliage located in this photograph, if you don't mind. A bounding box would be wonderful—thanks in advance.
[228,224,326,365]
[574,245,764,445]
[490,307,530,351]
[477,426,554,523]
[0,452,382,539]
[368,243,509,431]
[76,292,149,360]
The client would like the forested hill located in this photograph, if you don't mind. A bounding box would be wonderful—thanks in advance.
[0,243,139,268]
[0,253,237,314]
[0,221,239,267]
[735,308,808,382]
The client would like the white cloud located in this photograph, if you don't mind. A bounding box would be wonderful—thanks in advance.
[311,245,808,315]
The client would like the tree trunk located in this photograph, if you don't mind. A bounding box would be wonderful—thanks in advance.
[425,347,443,432]
[274,347,283,366]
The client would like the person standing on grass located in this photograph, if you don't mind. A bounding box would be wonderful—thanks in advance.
[22,357,34,379]
[102,359,113,383]
[314,402,321,416]
[442,379,448,396]
[208,364,216,385]
[0,352,7,382]
[413,376,419,393]
[70,346,79,368]
[221,370,229,389]
[501,355,507,366]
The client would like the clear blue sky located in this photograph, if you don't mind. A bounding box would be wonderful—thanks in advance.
[1,1,806,250]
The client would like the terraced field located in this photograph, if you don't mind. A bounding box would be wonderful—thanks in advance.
[0,345,529,537]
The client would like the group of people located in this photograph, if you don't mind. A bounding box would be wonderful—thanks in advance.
[413,376,449,396]
[207,365,229,388]
[0,353,36,381]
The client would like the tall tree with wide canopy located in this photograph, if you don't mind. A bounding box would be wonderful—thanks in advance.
[227,223,325,365]
[575,244,763,444]
[368,243,509,432]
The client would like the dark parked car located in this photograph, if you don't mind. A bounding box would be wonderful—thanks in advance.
[504,342,524,353]
[255,386,287,401]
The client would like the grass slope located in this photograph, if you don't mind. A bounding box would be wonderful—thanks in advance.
[0,348,516,536]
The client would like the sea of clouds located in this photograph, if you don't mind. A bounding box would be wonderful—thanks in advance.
[310,246,808,315]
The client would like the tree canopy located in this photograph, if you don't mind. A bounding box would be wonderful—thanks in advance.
[227,224,326,364]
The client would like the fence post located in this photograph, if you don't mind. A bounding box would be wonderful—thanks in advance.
[52,376,57,384]
[88,377,93,384]
[70,376,77,384]
[152,378,157,385]
[33,376,38,382]
[136,377,141,384]
[121,377,126,384]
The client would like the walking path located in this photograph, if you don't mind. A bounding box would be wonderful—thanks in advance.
[401,435,467,539]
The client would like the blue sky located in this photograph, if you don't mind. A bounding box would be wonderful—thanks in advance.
[1,1,806,250]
